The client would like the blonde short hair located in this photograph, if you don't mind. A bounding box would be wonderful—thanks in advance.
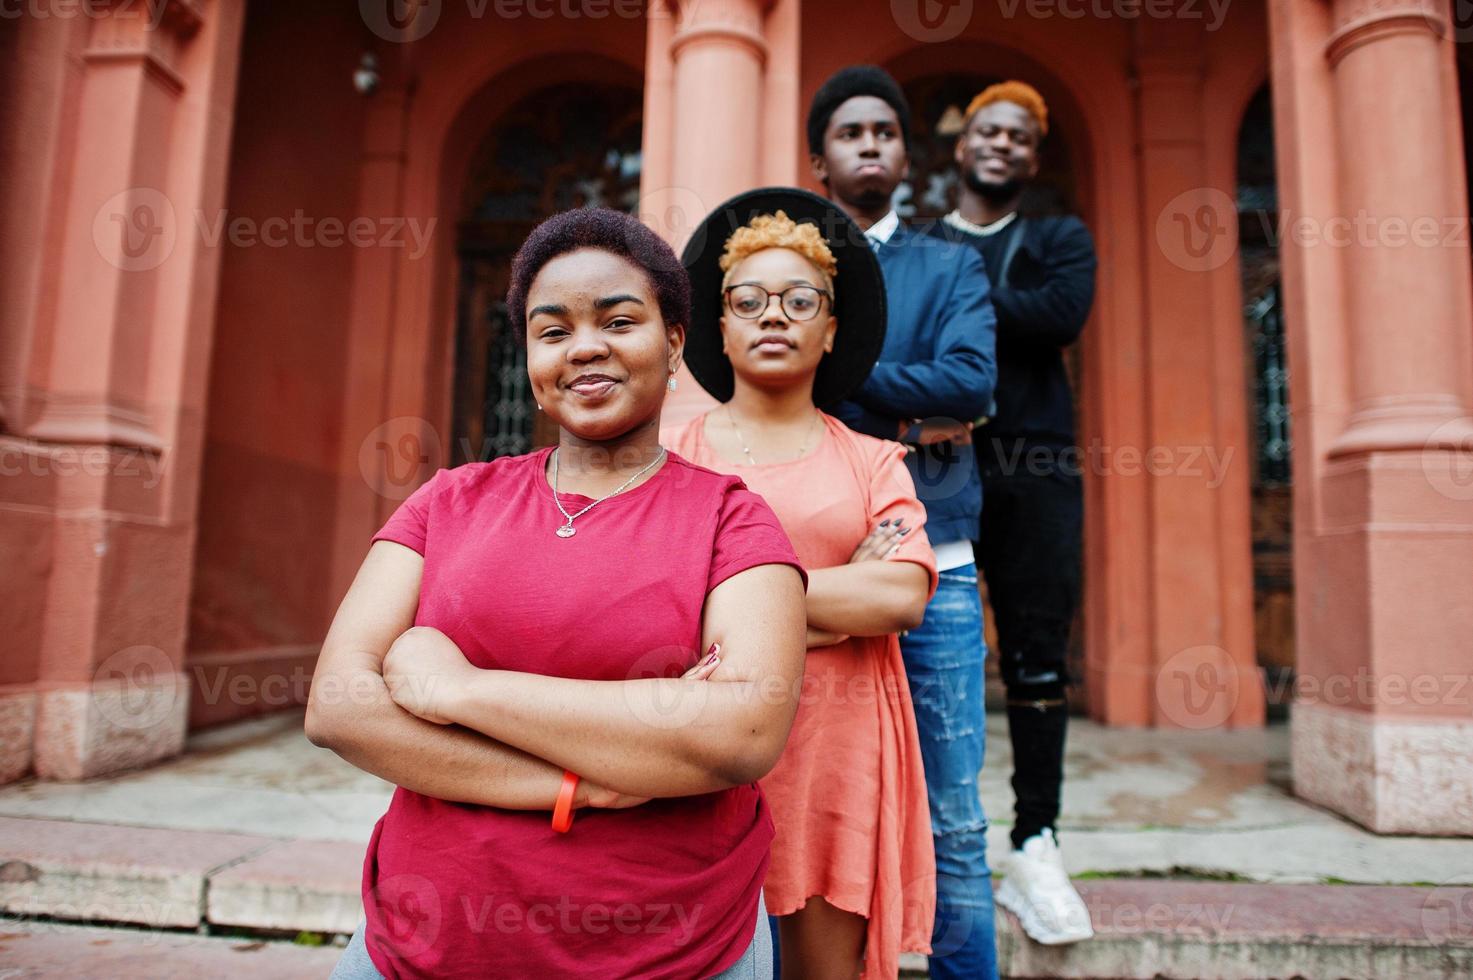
[719,210,837,290]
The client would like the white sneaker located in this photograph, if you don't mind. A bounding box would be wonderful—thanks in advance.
[995,829,1095,945]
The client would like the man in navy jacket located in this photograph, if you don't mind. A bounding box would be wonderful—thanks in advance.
[814,65,1000,980]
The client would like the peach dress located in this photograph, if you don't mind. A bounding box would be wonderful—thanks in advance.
[667,411,937,979]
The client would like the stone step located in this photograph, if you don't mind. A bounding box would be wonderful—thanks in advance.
[0,920,343,979]
[968,879,1471,979]
[4,816,1471,978]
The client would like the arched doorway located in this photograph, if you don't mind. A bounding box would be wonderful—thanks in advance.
[450,84,643,466]
[895,70,1088,705]
[1236,83,1294,712]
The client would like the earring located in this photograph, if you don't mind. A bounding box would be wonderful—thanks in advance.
[535,403,542,411]
[667,376,678,392]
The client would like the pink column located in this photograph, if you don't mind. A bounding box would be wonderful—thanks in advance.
[0,0,247,781]
[643,0,772,428]
[1131,27,1263,730]
[1272,0,1473,833]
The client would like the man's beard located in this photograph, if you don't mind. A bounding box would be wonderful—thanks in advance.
[963,167,1024,203]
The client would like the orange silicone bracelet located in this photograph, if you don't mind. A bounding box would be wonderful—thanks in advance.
[552,770,579,833]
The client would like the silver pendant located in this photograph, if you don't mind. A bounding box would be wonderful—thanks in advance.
[556,524,576,538]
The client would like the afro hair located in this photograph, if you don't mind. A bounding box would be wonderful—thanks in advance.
[806,64,912,156]
[505,208,691,338]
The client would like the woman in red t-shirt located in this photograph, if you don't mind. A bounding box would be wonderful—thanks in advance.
[307,208,808,980]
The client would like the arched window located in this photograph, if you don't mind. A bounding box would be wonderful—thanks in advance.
[1237,83,1294,688]
[452,84,643,465]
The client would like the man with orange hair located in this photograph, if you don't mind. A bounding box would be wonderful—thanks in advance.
[933,80,1098,946]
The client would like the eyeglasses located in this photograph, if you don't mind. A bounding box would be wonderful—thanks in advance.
[723,284,832,322]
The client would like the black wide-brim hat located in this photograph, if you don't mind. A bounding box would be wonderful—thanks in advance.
[680,187,886,407]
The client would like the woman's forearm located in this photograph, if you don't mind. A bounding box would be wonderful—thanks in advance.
[309,655,566,809]
[444,669,794,799]
[805,562,930,635]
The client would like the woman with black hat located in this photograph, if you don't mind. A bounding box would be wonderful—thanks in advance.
[667,189,937,980]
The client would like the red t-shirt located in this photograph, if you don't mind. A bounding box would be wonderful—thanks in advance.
[361,448,805,979]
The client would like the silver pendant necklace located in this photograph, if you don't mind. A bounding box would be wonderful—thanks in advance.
[550,446,667,538]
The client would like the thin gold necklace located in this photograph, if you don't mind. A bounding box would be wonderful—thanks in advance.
[725,406,821,466]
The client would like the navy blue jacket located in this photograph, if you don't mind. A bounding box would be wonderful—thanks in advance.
[833,224,998,544]
[931,215,1096,447]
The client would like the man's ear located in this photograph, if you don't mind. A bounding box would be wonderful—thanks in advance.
[809,152,829,186]
[954,134,967,168]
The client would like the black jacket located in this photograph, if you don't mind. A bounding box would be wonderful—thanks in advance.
[928,214,1096,448]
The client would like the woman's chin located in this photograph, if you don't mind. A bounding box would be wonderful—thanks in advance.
[733,364,816,393]
[553,402,654,443]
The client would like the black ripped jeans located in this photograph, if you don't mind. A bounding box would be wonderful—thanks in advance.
[974,439,1083,850]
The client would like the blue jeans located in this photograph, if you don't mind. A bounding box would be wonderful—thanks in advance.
[900,562,998,980]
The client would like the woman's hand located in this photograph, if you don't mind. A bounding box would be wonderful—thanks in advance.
[576,780,652,810]
[849,518,908,563]
[806,626,850,648]
[911,417,974,446]
[572,644,724,810]
[382,627,478,726]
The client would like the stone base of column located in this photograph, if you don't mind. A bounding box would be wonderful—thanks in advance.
[1292,700,1473,836]
[32,675,190,781]
[0,689,39,784]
